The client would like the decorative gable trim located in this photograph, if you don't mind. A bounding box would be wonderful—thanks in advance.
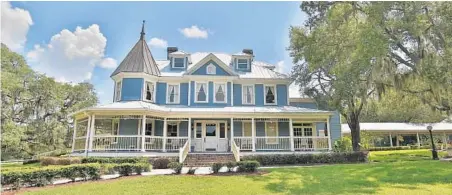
[184,53,237,76]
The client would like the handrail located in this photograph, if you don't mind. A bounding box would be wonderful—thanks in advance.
[179,140,190,163]
[232,140,240,162]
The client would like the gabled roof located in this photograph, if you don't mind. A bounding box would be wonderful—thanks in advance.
[184,53,237,76]
[111,21,160,77]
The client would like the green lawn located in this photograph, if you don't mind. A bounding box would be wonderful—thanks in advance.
[369,149,447,162]
[20,160,452,195]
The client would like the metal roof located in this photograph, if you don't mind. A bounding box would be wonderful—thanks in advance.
[111,21,160,77]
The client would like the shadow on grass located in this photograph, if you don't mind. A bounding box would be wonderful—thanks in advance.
[248,161,452,194]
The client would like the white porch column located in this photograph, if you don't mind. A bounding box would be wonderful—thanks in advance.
[289,118,294,152]
[71,118,77,152]
[230,118,234,149]
[389,133,393,147]
[396,134,400,146]
[88,115,95,152]
[188,81,191,106]
[251,118,256,152]
[443,131,447,148]
[163,118,167,152]
[188,117,192,152]
[326,117,332,151]
[141,115,146,152]
[416,132,421,148]
[231,81,234,106]
[84,115,91,155]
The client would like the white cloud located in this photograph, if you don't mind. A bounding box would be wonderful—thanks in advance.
[1,2,33,51]
[27,24,114,83]
[179,25,209,39]
[148,37,168,48]
[99,58,117,69]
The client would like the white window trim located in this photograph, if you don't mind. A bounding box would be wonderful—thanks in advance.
[115,81,122,102]
[142,80,156,103]
[166,122,180,137]
[265,121,279,144]
[166,83,180,104]
[206,63,216,75]
[236,58,250,70]
[264,84,278,105]
[194,82,209,103]
[213,82,227,103]
[172,57,186,69]
[293,123,316,137]
[242,121,252,137]
[194,122,203,139]
[242,84,255,105]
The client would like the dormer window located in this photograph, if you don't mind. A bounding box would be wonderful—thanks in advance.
[172,57,186,68]
[237,59,249,70]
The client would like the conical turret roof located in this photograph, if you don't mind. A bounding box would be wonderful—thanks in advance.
[111,21,161,77]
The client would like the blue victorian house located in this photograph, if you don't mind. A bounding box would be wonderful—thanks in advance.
[70,22,341,162]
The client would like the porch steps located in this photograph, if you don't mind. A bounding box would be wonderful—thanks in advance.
[183,153,235,167]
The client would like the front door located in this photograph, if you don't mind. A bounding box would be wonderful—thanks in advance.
[204,123,217,151]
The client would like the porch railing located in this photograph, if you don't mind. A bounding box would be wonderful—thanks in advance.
[234,137,253,151]
[232,140,240,162]
[179,140,190,163]
[294,137,329,151]
[166,137,189,151]
[73,137,87,152]
[144,136,163,151]
[92,135,141,151]
[255,136,291,151]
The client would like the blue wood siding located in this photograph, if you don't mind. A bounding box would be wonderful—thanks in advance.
[276,84,288,106]
[330,111,342,142]
[118,119,139,135]
[233,121,243,136]
[156,82,167,104]
[180,83,189,105]
[155,120,163,136]
[179,121,189,136]
[255,84,264,106]
[233,84,242,106]
[191,60,231,76]
[121,78,143,101]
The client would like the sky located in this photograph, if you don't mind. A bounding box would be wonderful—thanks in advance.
[2,1,307,105]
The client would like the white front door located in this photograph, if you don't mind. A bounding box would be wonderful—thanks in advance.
[204,123,217,151]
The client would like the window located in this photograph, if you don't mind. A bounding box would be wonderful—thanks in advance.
[145,121,153,136]
[166,84,180,104]
[115,81,122,102]
[264,85,277,105]
[144,81,154,102]
[167,122,178,137]
[237,59,249,70]
[173,58,185,68]
[219,123,226,138]
[265,122,278,144]
[293,123,315,137]
[206,64,216,74]
[242,85,254,105]
[195,123,202,138]
[242,122,252,136]
[214,83,227,103]
[195,82,208,103]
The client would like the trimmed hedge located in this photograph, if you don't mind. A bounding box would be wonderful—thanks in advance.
[168,162,183,174]
[236,161,260,172]
[211,163,223,173]
[39,157,82,166]
[81,157,147,164]
[241,152,368,166]
[225,161,236,172]
[1,163,101,189]
[151,158,171,169]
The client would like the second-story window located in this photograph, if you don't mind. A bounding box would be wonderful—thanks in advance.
[242,85,254,105]
[214,83,227,103]
[264,85,277,105]
[195,82,208,103]
[173,58,185,68]
[144,81,154,102]
[167,84,180,104]
[115,81,122,102]
[237,59,249,70]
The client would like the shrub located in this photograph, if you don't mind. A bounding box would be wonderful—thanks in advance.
[211,163,223,173]
[241,152,368,166]
[70,158,82,164]
[225,161,236,172]
[236,161,260,172]
[367,146,411,151]
[187,167,197,175]
[81,157,145,164]
[114,163,134,176]
[152,158,171,169]
[57,158,71,165]
[334,137,352,152]
[23,159,40,165]
[168,162,183,174]
[40,157,58,166]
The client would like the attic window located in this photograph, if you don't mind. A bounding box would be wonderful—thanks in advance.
[173,58,185,68]
[206,64,216,74]
[237,59,249,70]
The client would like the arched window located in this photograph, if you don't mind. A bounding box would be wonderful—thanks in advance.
[206,64,216,74]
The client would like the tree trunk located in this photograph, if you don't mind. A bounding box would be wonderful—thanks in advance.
[347,113,361,151]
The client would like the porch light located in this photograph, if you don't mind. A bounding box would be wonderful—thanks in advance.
[427,125,439,160]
